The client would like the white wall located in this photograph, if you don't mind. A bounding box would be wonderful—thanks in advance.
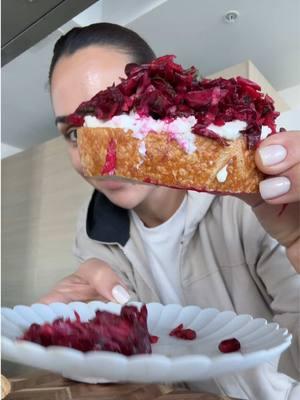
[277,84,300,130]
[279,84,300,109]
[1,143,23,159]
[277,107,300,131]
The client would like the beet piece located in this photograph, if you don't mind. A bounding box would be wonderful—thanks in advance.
[218,338,241,353]
[149,335,159,344]
[169,324,197,340]
[169,323,184,337]
[192,125,229,146]
[101,139,117,175]
[67,114,84,126]
[236,76,261,91]
[65,55,279,149]
[20,305,152,356]
[180,329,197,340]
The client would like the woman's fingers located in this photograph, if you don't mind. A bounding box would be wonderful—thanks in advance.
[38,290,73,304]
[259,162,300,204]
[38,260,130,305]
[77,259,130,304]
[38,274,108,304]
[255,131,300,204]
[256,131,299,175]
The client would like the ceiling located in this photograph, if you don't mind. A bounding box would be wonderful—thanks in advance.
[1,0,98,65]
[2,0,300,152]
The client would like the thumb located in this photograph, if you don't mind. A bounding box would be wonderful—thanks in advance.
[78,259,131,304]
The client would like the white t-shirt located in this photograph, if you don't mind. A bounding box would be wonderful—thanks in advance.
[130,196,187,304]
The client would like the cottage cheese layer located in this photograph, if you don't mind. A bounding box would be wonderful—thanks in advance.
[84,113,198,154]
[84,114,271,155]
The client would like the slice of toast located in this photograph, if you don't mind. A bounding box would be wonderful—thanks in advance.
[77,127,264,193]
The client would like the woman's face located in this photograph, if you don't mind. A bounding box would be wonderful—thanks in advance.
[51,46,157,209]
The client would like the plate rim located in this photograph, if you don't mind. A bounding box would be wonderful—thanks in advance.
[1,300,292,363]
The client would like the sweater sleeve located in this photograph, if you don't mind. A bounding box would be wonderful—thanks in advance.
[72,200,138,300]
[237,199,300,382]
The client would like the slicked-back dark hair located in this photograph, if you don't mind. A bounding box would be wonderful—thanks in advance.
[49,22,156,84]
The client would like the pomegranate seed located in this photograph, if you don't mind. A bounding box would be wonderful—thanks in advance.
[218,338,241,353]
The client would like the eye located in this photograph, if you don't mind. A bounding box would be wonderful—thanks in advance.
[66,128,78,144]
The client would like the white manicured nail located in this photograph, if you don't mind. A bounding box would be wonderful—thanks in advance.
[112,285,130,304]
[259,145,287,166]
[260,177,291,200]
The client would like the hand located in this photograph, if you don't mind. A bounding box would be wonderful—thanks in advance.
[39,258,131,304]
[239,131,300,271]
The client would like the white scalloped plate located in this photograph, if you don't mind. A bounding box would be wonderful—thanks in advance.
[1,302,291,383]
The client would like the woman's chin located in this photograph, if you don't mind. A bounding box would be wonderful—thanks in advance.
[98,179,130,191]
[88,178,155,209]
[87,177,133,191]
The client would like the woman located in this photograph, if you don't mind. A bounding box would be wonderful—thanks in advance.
[43,23,299,398]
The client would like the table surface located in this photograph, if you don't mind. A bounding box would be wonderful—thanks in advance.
[4,371,237,400]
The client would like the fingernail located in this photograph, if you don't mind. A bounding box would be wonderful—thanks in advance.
[259,177,291,200]
[259,145,287,166]
[112,285,130,304]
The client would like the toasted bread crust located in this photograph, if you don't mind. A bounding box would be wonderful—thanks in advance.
[77,127,263,193]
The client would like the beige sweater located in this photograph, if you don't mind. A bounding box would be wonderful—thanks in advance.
[74,191,300,399]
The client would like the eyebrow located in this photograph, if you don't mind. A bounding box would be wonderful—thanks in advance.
[55,116,68,125]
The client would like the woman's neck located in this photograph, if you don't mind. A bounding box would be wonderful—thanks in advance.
[133,187,187,228]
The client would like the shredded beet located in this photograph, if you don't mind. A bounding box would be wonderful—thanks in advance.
[20,305,153,356]
[66,55,279,149]
[149,335,159,344]
[218,338,241,353]
[169,324,197,340]
[101,139,117,175]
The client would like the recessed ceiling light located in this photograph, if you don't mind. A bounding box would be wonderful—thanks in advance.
[224,10,240,24]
